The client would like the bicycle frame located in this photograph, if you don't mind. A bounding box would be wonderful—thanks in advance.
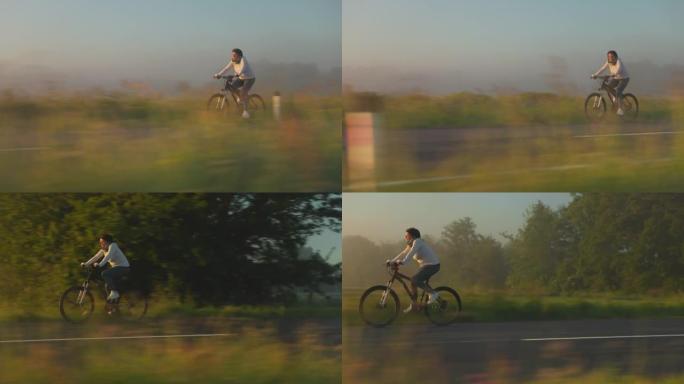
[76,268,113,304]
[596,76,619,106]
[380,265,430,306]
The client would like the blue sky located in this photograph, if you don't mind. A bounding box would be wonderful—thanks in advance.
[343,0,684,94]
[342,193,573,244]
[0,0,340,89]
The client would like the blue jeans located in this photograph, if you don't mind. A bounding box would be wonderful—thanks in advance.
[102,266,129,291]
[411,264,440,292]
[229,78,256,111]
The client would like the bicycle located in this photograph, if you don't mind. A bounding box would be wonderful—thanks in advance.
[584,75,639,121]
[59,266,148,323]
[207,75,266,116]
[358,261,462,327]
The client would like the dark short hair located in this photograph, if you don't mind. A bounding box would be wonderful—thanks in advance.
[232,48,243,57]
[406,227,421,239]
[100,233,113,243]
[607,50,618,58]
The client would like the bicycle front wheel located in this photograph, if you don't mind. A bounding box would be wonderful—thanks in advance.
[60,286,95,323]
[584,93,606,121]
[118,291,148,320]
[424,286,462,326]
[621,94,639,120]
[207,94,230,115]
[359,285,399,327]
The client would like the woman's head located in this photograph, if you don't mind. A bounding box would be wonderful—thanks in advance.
[607,50,618,64]
[231,48,244,63]
[405,227,421,243]
[99,233,113,249]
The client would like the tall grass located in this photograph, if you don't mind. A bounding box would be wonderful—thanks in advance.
[343,92,684,191]
[0,94,341,192]
[344,92,678,129]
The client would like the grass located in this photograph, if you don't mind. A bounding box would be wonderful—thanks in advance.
[343,92,684,191]
[342,289,684,326]
[345,92,680,129]
[0,297,340,323]
[0,94,341,192]
[0,323,340,384]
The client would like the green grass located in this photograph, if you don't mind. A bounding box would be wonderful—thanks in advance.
[0,298,340,323]
[345,92,680,129]
[343,92,684,191]
[343,289,684,326]
[0,94,341,192]
[0,324,340,384]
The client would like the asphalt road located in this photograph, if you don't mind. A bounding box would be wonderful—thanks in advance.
[344,318,684,383]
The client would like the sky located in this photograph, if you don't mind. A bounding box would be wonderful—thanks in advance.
[0,0,341,91]
[343,0,684,95]
[342,193,573,244]
[308,230,341,264]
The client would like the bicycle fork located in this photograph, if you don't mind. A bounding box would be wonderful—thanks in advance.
[77,281,89,305]
[379,280,394,307]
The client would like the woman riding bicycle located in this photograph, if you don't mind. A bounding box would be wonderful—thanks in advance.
[213,48,256,119]
[81,233,130,302]
[391,227,441,313]
[592,50,630,116]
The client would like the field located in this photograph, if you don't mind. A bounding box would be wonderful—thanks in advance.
[0,94,341,192]
[343,92,684,191]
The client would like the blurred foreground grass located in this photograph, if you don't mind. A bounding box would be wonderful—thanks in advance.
[0,94,341,191]
[0,322,340,384]
[342,289,684,326]
[344,92,684,191]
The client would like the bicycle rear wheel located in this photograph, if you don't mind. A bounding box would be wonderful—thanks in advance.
[207,93,231,115]
[424,286,462,326]
[60,286,94,323]
[359,285,399,327]
[621,94,639,120]
[117,291,148,320]
[584,93,606,121]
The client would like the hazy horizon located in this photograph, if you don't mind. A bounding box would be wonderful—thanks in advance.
[0,0,341,94]
[342,193,573,245]
[343,0,684,96]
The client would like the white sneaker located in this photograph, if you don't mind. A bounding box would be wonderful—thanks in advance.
[617,108,625,116]
[242,110,251,119]
[427,292,440,304]
[107,290,120,301]
[403,303,414,314]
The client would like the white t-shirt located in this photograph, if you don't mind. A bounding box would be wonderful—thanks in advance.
[217,56,255,80]
[85,242,130,268]
[392,238,440,267]
[593,58,630,79]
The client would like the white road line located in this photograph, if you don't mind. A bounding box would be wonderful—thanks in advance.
[346,164,591,190]
[574,131,683,139]
[522,334,684,342]
[0,146,51,153]
[0,333,235,344]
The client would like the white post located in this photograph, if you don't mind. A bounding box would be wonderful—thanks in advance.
[272,91,281,120]
[345,112,377,190]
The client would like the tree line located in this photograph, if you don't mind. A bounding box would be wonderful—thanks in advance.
[343,194,684,294]
[0,193,341,307]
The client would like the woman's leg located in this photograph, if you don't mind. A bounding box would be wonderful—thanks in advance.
[615,78,630,110]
